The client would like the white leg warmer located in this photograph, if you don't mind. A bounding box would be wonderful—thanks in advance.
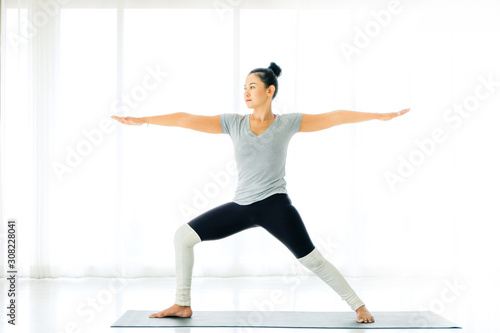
[297,248,365,311]
[174,223,201,306]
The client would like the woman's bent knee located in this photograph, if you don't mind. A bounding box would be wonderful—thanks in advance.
[297,248,327,271]
[174,223,202,248]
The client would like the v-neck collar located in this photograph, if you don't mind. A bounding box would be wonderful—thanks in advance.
[246,114,279,138]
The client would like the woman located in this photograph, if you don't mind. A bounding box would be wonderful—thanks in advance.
[111,62,410,324]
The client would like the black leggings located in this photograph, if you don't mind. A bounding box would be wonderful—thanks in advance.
[187,193,315,259]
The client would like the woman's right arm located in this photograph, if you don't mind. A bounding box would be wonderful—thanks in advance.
[111,112,222,134]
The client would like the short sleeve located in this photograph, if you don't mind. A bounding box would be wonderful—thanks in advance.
[289,113,303,133]
[220,113,232,135]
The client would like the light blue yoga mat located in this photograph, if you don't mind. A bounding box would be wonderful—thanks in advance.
[111,310,462,329]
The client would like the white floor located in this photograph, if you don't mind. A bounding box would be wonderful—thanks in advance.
[0,275,497,333]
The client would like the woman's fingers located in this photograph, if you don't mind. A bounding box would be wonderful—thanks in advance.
[380,108,410,121]
[110,115,141,126]
[398,108,410,116]
[111,115,127,124]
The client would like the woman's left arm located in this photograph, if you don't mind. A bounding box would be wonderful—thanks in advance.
[299,108,410,132]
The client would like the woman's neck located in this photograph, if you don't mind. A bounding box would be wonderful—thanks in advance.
[250,105,274,122]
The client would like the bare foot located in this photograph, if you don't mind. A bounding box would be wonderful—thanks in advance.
[356,305,375,323]
[149,304,193,318]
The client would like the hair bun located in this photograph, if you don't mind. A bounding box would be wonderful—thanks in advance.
[268,62,282,77]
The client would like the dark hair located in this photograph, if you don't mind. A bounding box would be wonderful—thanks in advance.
[248,62,282,99]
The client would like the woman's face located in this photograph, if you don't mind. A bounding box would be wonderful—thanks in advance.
[243,73,274,109]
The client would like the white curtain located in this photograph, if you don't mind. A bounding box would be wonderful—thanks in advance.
[1,0,499,281]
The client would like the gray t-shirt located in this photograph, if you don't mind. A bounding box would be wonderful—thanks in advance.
[220,112,303,205]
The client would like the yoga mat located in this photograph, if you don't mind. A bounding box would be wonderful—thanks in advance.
[111,310,462,329]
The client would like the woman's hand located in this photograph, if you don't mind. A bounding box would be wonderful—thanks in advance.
[111,115,145,126]
[378,108,410,121]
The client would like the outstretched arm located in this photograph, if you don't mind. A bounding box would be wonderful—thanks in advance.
[111,112,222,134]
[299,108,410,132]
[111,113,184,126]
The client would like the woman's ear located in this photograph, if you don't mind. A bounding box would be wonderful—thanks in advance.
[267,85,275,98]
